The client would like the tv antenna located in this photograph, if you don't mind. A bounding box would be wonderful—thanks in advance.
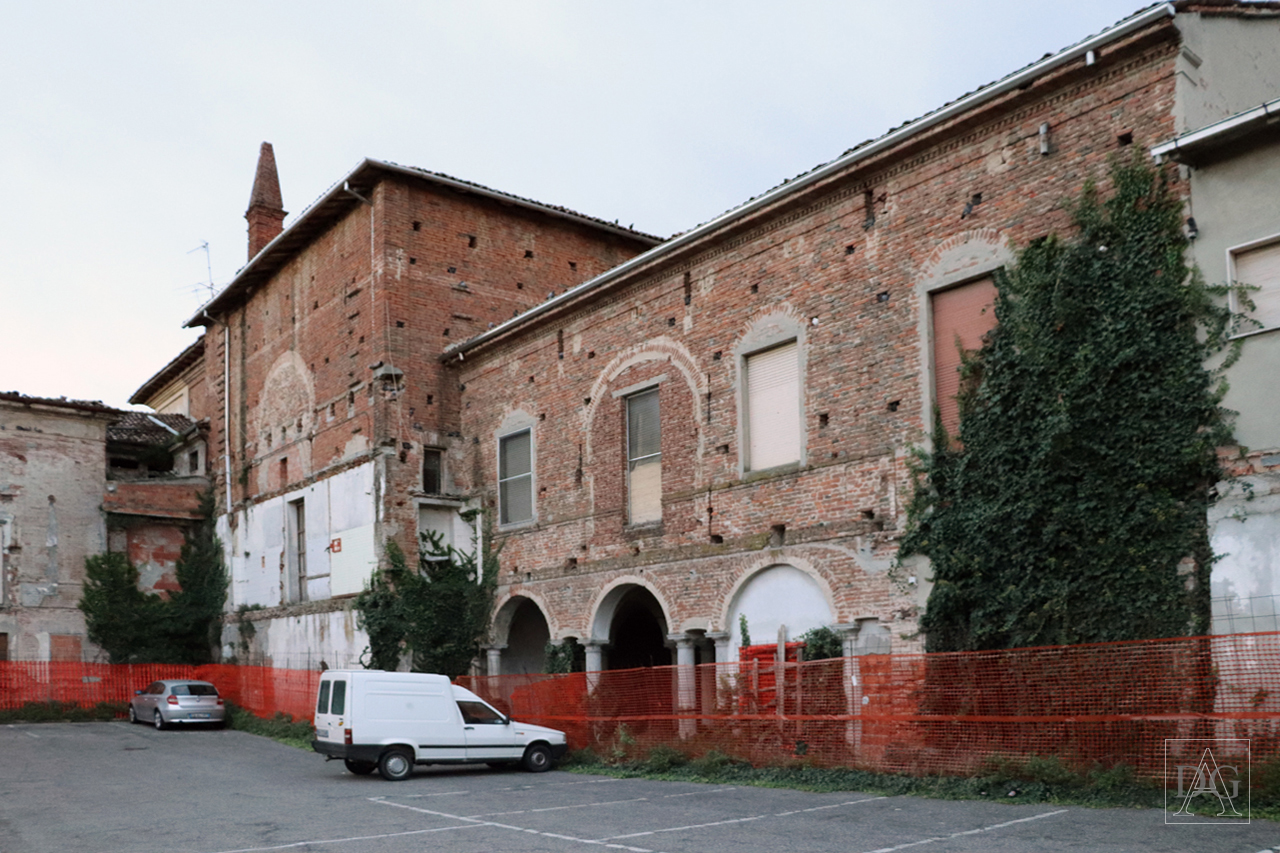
[188,241,215,299]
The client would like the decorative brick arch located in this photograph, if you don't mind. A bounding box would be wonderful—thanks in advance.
[492,589,559,644]
[581,336,706,474]
[718,553,839,631]
[587,575,675,643]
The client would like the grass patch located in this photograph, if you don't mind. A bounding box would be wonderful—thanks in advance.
[223,702,314,750]
[561,748,1279,820]
[0,701,126,724]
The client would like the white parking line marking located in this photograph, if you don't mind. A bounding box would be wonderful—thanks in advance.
[371,798,665,853]
[393,790,470,798]
[604,814,770,839]
[468,796,650,818]
[661,787,737,797]
[773,797,888,817]
[201,822,484,853]
[858,809,1069,853]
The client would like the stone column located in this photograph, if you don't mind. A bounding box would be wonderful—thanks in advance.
[833,623,860,748]
[668,632,697,738]
[706,631,733,712]
[484,644,506,678]
[583,640,605,693]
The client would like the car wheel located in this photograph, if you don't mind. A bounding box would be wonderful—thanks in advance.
[127,705,137,724]
[344,758,377,775]
[153,710,166,731]
[522,743,552,773]
[378,748,414,782]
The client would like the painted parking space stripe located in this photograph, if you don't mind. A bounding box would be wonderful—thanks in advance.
[468,796,651,818]
[858,808,1069,853]
[370,799,665,853]
[602,797,887,840]
[200,821,485,853]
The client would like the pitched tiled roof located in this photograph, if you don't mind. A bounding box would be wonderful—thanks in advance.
[107,412,195,446]
[0,391,121,417]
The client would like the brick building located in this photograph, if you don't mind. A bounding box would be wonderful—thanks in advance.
[136,145,659,665]
[135,2,1280,672]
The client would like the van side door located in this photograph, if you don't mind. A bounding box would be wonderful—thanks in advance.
[365,679,466,762]
[458,699,523,760]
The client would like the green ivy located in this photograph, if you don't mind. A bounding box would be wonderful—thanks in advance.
[901,156,1239,652]
[544,638,585,673]
[355,517,499,678]
[78,491,228,663]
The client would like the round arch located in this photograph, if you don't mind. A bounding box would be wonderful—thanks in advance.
[492,593,554,676]
[722,560,836,661]
[588,577,675,670]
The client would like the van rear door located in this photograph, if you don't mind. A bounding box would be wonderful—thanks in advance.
[313,674,349,747]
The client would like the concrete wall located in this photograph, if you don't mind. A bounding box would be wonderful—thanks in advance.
[0,400,115,660]
[1175,10,1280,134]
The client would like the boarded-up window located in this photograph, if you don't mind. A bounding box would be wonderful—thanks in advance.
[1234,240,1280,331]
[745,341,801,471]
[499,430,533,525]
[627,389,662,524]
[49,634,81,662]
[931,277,998,439]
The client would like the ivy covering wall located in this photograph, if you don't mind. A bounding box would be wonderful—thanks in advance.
[901,158,1239,652]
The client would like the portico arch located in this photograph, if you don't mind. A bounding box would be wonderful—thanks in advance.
[589,578,673,670]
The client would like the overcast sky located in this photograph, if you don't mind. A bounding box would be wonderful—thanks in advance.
[1,1,1155,409]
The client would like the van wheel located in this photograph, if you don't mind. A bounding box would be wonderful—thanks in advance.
[378,748,414,781]
[344,759,377,775]
[522,744,552,773]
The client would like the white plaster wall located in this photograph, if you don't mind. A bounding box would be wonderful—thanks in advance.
[727,564,834,660]
[226,461,377,607]
[1210,479,1280,633]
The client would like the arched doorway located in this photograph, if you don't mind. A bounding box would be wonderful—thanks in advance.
[595,584,671,670]
[494,596,551,675]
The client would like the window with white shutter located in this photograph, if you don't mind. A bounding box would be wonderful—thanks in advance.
[627,389,662,524]
[1234,240,1280,332]
[499,430,533,525]
[745,341,801,471]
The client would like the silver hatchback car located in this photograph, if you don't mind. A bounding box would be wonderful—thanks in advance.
[129,680,225,729]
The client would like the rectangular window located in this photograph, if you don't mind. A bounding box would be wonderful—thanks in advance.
[330,680,347,715]
[627,389,662,524]
[745,341,801,471]
[316,680,331,715]
[422,448,443,494]
[1233,240,1280,331]
[499,430,533,525]
[288,498,307,603]
[930,277,998,439]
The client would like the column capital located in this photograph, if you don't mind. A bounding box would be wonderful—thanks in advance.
[666,632,696,648]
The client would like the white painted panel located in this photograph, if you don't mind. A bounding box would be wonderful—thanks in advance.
[728,564,833,660]
[259,501,284,549]
[330,524,376,597]
[329,463,375,531]
[418,507,455,551]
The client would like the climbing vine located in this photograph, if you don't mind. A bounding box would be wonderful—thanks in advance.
[901,156,1240,652]
[355,514,499,677]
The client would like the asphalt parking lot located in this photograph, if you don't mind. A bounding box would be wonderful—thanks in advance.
[1,722,1277,853]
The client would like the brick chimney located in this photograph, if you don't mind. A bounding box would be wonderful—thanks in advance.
[245,142,286,260]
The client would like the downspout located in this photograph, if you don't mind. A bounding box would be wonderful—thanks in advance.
[202,309,234,515]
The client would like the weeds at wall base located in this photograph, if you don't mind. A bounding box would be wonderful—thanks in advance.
[0,701,127,724]
[223,702,314,749]
[560,748,1280,821]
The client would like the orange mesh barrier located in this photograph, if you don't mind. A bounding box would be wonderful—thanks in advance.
[461,631,1280,781]
[0,662,321,724]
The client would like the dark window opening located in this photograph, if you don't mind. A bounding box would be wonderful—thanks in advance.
[422,449,443,494]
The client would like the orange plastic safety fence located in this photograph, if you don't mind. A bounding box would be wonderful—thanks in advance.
[460,631,1280,781]
[0,662,321,724]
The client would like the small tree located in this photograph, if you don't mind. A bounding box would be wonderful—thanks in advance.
[356,517,499,677]
[165,490,229,664]
[79,552,158,663]
[901,156,1238,652]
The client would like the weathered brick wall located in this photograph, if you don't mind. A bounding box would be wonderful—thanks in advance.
[455,32,1184,654]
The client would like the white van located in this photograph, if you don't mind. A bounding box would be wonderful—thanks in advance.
[310,670,567,781]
